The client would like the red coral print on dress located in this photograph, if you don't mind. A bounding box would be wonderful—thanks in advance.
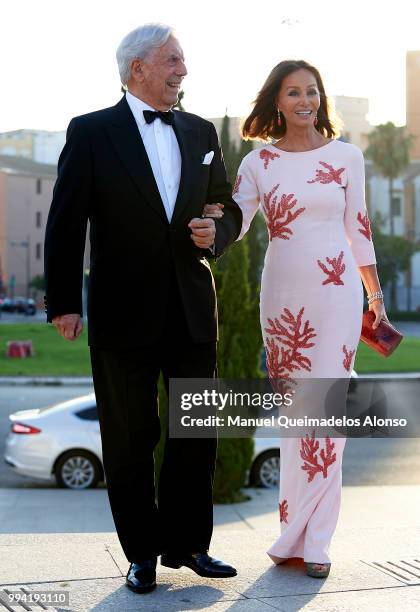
[307,161,345,185]
[260,148,280,170]
[300,430,337,483]
[357,211,372,240]
[342,345,355,371]
[263,184,305,241]
[279,499,289,524]
[265,307,317,377]
[232,174,242,196]
[317,251,345,285]
[264,342,295,394]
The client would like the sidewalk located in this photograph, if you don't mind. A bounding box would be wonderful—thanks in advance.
[0,486,419,611]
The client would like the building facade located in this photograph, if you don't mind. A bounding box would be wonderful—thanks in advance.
[407,50,420,161]
[0,156,57,299]
[0,130,66,165]
[333,96,372,150]
[0,155,90,306]
[402,163,420,310]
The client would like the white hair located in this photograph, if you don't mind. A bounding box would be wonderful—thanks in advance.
[116,23,174,87]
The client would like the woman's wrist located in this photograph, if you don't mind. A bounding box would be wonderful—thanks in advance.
[367,290,384,305]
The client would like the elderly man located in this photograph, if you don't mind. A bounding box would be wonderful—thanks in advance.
[44,23,242,594]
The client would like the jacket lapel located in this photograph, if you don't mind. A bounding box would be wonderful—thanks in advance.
[106,97,168,223]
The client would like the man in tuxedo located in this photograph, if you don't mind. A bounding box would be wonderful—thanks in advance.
[44,23,242,594]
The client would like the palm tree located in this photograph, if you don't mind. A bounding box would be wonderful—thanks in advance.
[365,122,414,310]
[365,122,413,236]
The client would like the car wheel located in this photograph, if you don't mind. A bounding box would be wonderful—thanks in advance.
[250,450,280,488]
[55,450,101,489]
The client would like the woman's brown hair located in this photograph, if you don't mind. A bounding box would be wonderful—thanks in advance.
[242,60,339,141]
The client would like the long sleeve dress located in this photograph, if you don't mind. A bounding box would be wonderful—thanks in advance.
[233,139,376,564]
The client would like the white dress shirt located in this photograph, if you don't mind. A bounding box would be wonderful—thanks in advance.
[126,91,181,222]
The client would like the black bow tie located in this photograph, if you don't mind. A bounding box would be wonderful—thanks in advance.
[143,110,175,126]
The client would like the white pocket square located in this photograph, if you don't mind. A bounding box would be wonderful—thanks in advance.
[202,151,214,165]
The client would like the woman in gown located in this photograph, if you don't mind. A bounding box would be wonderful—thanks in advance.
[205,60,388,578]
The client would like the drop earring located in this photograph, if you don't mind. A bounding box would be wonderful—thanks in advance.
[314,114,318,126]
[277,109,282,127]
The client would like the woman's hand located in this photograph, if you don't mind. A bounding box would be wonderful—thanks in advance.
[369,299,389,329]
[203,203,224,218]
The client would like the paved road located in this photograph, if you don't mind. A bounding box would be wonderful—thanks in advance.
[0,311,45,324]
[1,382,420,489]
[395,320,420,337]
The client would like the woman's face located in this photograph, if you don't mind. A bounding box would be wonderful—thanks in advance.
[276,68,321,129]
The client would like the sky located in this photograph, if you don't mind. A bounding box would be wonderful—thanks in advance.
[1,0,419,132]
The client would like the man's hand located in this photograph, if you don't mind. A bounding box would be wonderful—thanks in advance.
[188,217,216,249]
[52,314,83,341]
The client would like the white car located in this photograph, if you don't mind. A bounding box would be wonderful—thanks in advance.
[4,393,280,490]
[249,437,279,488]
[4,394,103,489]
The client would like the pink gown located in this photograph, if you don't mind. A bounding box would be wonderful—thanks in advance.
[233,139,376,563]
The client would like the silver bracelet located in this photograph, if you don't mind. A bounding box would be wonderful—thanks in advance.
[367,290,384,305]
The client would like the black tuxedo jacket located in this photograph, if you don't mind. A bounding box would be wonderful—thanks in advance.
[44,97,242,348]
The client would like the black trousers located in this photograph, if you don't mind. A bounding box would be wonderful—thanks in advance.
[89,283,217,562]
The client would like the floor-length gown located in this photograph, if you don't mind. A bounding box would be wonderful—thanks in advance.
[233,139,376,563]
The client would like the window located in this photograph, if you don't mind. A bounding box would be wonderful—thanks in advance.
[36,178,41,194]
[75,406,98,421]
[36,211,41,228]
[391,197,401,217]
[36,243,41,260]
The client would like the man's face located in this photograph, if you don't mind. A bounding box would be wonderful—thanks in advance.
[134,36,187,110]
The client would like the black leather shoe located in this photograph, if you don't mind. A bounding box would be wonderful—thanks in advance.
[161,551,237,578]
[126,559,157,593]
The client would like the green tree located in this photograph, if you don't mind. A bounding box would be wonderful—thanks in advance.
[371,217,417,308]
[237,138,254,161]
[29,274,45,291]
[220,112,239,182]
[365,122,414,309]
[365,122,413,237]
[210,237,262,502]
[216,239,261,378]
[173,90,185,111]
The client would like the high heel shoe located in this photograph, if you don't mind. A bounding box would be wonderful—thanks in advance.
[305,562,331,578]
[270,556,288,565]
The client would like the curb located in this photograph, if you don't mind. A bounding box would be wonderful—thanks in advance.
[358,373,420,380]
[0,377,93,386]
[0,374,419,386]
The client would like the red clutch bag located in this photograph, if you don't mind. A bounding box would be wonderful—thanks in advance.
[360,310,403,357]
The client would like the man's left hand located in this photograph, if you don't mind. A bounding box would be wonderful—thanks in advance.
[188,217,216,249]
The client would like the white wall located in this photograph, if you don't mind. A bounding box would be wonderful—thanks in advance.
[33,132,65,164]
[368,175,405,236]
